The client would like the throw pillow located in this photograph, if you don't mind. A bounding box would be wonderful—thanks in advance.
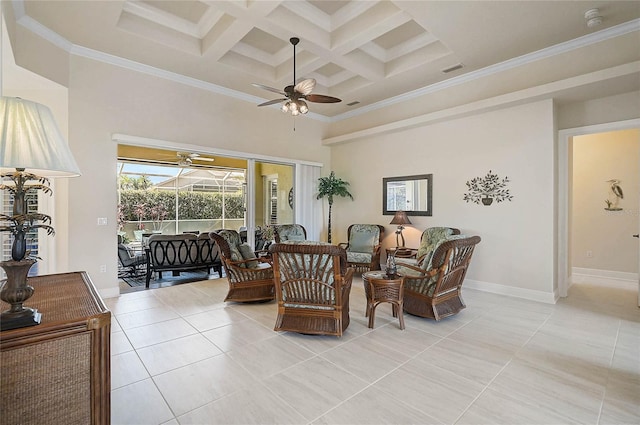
[416,227,454,268]
[238,243,259,268]
[229,245,245,266]
[349,230,377,253]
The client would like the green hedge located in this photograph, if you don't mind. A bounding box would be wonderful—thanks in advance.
[119,190,244,220]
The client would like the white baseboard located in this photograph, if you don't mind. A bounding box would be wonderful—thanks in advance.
[465,279,557,304]
[99,286,120,300]
[571,267,637,287]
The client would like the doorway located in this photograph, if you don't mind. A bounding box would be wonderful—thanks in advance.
[558,119,640,304]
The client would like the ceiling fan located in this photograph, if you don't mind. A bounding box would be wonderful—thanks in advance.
[175,152,214,166]
[252,37,341,116]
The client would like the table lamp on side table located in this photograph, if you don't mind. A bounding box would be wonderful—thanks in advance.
[390,210,411,247]
[0,96,81,331]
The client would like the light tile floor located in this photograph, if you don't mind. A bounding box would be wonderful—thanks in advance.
[105,277,640,425]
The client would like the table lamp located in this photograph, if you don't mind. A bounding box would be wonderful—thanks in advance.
[390,210,411,247]
[0,96,81,331]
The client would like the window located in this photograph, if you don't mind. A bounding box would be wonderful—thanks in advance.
[265,176,278,225]
[117,161,246,240]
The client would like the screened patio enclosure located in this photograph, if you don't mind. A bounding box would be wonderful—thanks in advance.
[117,162,247,240]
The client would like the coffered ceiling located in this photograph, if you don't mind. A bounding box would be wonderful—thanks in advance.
[6,1,640,119]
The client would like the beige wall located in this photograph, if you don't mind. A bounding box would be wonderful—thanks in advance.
[4,6,640,302]
[572,129,640,273]
[558,91,640,130]
[66,56,329,297]
[1,21,72,275]
[330,100,557,299]
[255,163,294,226]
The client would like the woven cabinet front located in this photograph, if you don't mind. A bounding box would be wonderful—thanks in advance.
[0,272,110,425]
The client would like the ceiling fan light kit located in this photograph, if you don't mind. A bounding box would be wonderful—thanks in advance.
[253,37,341,116]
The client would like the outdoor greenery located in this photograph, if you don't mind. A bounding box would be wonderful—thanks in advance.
[118,175,152,190]
[118,190,245,230]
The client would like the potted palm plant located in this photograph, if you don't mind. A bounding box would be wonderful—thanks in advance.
[316,171,353,243]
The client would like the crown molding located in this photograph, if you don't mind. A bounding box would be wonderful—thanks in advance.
[323,61,640,145]
[11,0,639,124]
[331,18,640,122]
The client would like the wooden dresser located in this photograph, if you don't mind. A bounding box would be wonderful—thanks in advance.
[0,272,111,425]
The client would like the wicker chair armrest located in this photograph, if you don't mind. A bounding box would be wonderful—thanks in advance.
[343,267,354,287]
[226,257,259,266]
[338,242,348,249]
[253,250,273,263]
[226,258,271,271]
[226,261,273,281]
[399,262,440,278]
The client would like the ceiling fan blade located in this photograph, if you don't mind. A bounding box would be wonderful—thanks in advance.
[294,78,316,95]
[252,83,286,96]
[258,98,287,107]
[305,94,342,103]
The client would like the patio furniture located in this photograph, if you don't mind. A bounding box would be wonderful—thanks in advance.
[339,224,385,272]
[210,230,275,302]
[397,234,481,320]
[117,235,146,279]
[270,242,354,336]
[274,224,307,242]
[144,233,222,288]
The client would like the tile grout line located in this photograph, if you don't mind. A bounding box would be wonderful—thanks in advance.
[305,316,480,425]
[596,318,622,425]
[451,310,553,424]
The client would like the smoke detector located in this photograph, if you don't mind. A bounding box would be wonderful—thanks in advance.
[584,8,603,28]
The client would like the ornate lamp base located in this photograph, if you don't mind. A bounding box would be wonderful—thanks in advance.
[0,259,41,331]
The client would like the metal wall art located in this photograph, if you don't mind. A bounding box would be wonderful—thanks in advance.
[463,170,513,206]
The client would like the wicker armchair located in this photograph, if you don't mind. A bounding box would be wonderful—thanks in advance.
[339,224,385,272]
[270,243,354,336]
[395,227,460,267]
[398,234,481,320]
[210,230,275,302]
[274,224,307,242]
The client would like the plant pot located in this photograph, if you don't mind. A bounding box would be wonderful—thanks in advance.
[481,197,493,206]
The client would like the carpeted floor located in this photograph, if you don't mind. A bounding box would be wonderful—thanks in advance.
[119,270,223,293]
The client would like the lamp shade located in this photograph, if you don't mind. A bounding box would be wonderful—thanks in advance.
[390,210,411,225]
[0,96,80,177]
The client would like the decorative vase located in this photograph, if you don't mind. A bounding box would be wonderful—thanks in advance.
[481,197,493,206]
[386,253,397,278]
[0,259,41,331]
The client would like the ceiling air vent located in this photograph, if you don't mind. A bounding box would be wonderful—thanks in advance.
[442,63,464,73]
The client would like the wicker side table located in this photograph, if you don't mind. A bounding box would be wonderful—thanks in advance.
[362,271,405,330]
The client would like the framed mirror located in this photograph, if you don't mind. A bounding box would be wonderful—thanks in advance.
[383,174,433,216]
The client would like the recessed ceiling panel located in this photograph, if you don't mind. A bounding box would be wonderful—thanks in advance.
[142,1,208,24]
[315,63,345,78]
[373,20,426,50]
[308,0,350,16]
[13,0,640,118]
[240,28,288,55]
